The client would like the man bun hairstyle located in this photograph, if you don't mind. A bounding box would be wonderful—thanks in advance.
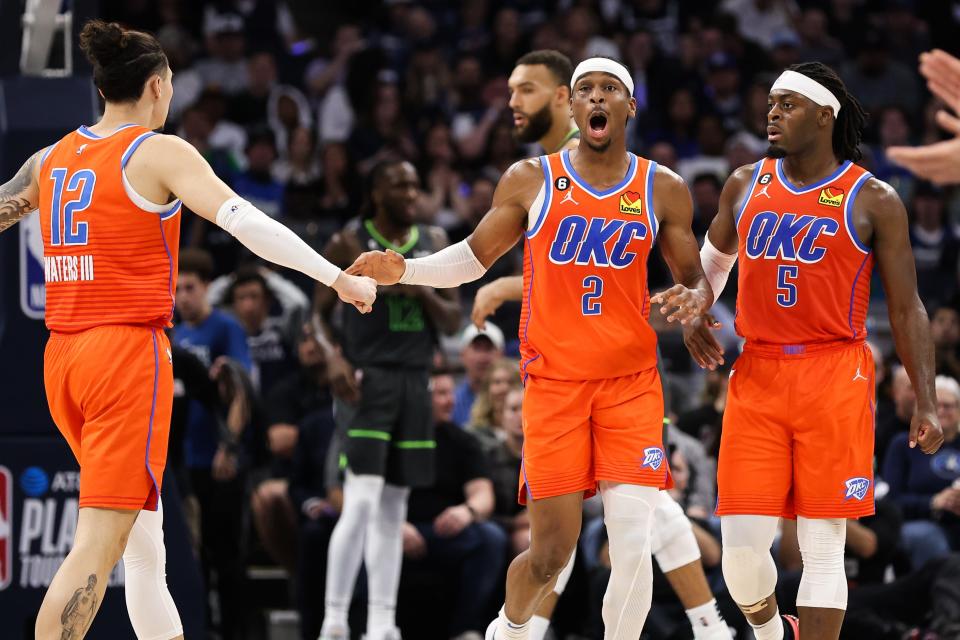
[789,62,868,162]
[79,19,168,103]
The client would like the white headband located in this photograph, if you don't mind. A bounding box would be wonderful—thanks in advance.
[571,58,634,96]
[770,70,841,116]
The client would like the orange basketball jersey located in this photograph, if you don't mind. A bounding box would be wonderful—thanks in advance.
[37,125,181,333]
[520,150,659,381]
[735,157,874,348]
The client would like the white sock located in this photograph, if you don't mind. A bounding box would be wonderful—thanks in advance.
[322,472,385,635]
[687,599,730,639]
[497,606,530,639]
[749,608,784,640]
[528,614,550,640]
[365,484,409,636]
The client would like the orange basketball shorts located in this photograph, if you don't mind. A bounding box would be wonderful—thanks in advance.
[518,367,671,505]
[44,325,173,511]
[716,340,876,519]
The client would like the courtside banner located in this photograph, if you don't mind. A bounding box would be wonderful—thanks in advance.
[0,440,205,637]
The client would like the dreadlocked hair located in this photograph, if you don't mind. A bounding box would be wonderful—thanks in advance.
[788,62,869,162]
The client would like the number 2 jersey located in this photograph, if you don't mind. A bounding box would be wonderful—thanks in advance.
[38,125,182,333]
[520,150,659,381]
[735,157,874,347]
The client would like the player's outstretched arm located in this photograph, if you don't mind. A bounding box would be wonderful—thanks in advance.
[887,49,960,185]
[649,166,714,323]
[0,149,44,234]
[472,276,523,328]
[346,159,539,287]
[866,179,944,453]
[144,134,376,313]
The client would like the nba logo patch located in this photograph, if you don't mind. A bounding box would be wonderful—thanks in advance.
[0,466,11,590]
[641,447,664,471]
[20,215,45,320]
[844,476,870,501]
[818,187,845,208]
[619,191,643,216]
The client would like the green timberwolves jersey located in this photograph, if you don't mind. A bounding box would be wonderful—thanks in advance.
[342,219,439,368]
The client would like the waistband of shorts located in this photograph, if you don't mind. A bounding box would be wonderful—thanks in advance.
[742,338,865,359]
[49,323,165,338]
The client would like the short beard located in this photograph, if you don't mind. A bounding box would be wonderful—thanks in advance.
[766,145,787,159]
[512,103,553,144]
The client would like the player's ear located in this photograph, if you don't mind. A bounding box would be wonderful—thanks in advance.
[628,96,637,119]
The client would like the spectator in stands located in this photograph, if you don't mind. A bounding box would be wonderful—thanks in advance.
[286,326,340,640]
[195,10,249,95]
[489,387,528,554]
[876,365,916,465]
[228,50,277,126]
[350,81,418,172]
[268,85,314,159]
[316,142,361,231]
[910,182,959,306]
[666,424,717,520]
[870,106,916,197]
[690,173,723,240]
[841,29,921,116]
[701,53,742,133]
[306,23,364,144]
[173,248,254,640]
[677,365,729,458]
[401,370,506,640]
[232,128,285,219]
[251,322,334,577]
[275,126,322,217]
[468,358,521,451]
[453,323,505,428]
[932,303,960,381]
[797,7,844,68]
[720,0,798,51]
[884,375,960,569]
[227,266,300,395]
[650,88,699,158]
[420,121,465,228]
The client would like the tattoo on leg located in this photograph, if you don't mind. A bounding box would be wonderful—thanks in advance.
[59,574,98,639]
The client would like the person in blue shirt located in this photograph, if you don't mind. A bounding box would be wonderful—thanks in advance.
[452,322,505,428]
[883,374,960,570]
[173,247,254,640]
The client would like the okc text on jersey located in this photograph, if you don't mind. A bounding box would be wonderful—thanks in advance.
[547,216,648,268]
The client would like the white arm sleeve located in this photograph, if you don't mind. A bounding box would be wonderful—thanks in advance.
[700,235,738,300]
[215,197,341,286]
[399,239,487,288]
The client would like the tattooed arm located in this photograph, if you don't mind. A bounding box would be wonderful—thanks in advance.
[0,149,44,234]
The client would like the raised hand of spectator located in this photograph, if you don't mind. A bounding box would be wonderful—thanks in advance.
[327,351,360,404]
[212,445,239,481]
[887,49,960,184]
[402,522,428,558]
[267,423,299,458]
[932,487,960,515]
[433,504,473,538]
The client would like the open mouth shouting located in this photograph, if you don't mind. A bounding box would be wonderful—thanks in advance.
[588,110,609,140]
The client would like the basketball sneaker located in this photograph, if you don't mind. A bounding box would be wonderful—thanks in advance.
[783,614,800,639]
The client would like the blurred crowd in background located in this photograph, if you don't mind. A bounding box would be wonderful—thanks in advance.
[95,0,960,638]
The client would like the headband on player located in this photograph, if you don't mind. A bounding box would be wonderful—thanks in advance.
[571,58,634,96]
[770,70,842,116]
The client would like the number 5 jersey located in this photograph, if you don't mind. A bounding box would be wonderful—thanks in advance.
[734,156,874,348]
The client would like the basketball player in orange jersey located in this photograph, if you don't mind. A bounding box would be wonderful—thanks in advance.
[683,62,944,640]
[348,57,714,640]
[475,50,732,640]
[0,20,375,640]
